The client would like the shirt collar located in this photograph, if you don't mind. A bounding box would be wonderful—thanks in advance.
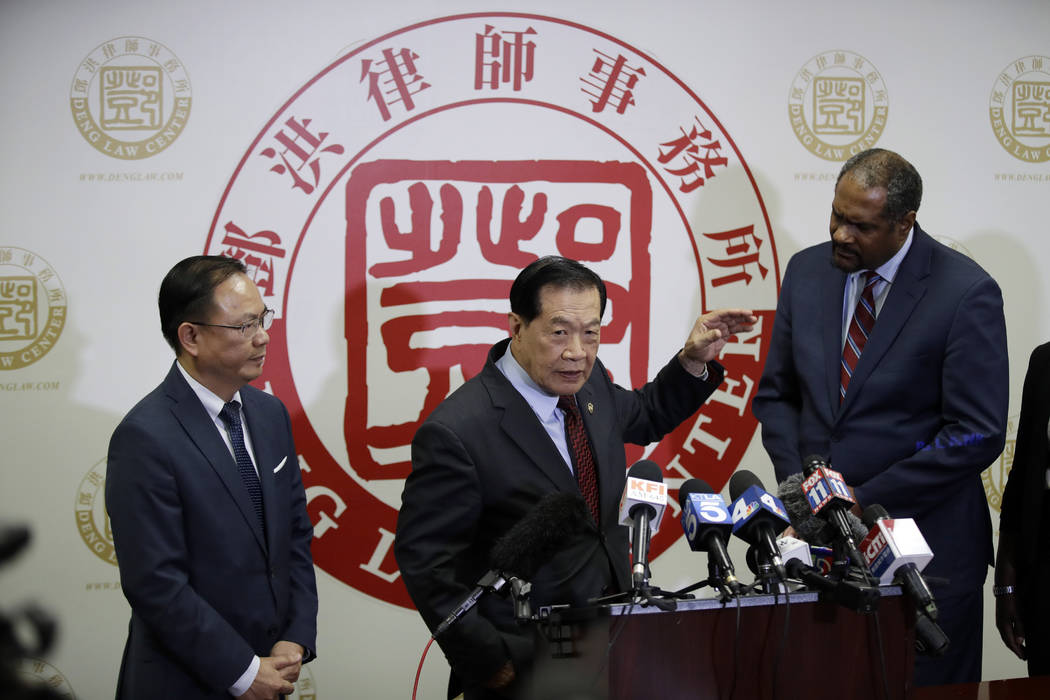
[852,225,914,286]
[495,342,562,420]
[175,359,243,421]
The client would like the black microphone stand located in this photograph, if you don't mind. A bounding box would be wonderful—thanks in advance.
[509,576,533,624]
[589,566,683,611]
[749,549,788,596]
[671,558,741,603]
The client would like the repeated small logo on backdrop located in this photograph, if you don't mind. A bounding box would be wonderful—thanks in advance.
[289,666,318,700]
[989,55,1050,163]
[788,50,888,162]
[75,459,117,566]
[983,414,1017,515]
[69,36,192,159]
[932,235,974,259]
[18,659,76,699]
[0,247,66,370]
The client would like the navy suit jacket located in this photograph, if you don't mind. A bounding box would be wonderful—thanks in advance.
[394,338,723,694]
[753,224,1007,589]
[106,363,317,699]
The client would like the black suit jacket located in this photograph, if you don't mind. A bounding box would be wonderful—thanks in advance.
[394,338,722,695]
[753,224,1008,589]
[1000,342,1050,580]
[106,363,317,699]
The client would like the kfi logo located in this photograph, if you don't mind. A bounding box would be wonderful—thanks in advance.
[624,476,668,501]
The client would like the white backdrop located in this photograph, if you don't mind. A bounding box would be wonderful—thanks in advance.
[1,0,1048,697]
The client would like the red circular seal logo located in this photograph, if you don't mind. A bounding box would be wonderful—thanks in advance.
[207,13,779,607]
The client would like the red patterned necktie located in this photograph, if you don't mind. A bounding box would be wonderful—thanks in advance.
[558,395,601,525]
[840,271,880,402]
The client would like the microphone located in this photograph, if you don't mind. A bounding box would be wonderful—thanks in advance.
[808,545,837,576]
[914,611,950,657]
[433,493,590,637]
[778,472,835,544]
[777,525,881,614]
[728,470,790,582]
[678,478,741,594]
[775,535,812,569]
[800,455,867,571]
[783,557,880,613]
[617,460,668,590]
[778,472,869,544]
[860,504,938,620]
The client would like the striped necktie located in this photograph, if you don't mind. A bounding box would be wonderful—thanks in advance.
[840,271,880,402]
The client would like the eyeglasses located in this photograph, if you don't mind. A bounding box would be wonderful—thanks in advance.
[189,308,274,336]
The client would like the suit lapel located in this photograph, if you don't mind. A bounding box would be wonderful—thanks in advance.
[480,343,580,496]
[164,365,268,553]
[822,265,848,416]
[487,377,579,496]
[839,226,931,414]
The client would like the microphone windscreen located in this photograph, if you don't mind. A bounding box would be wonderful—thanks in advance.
[728,469,762,501]
[489,493,590,578]
[845,510,870,542]
[745,545,761,576]
[801,454,828,477]
[777,472,834,545]
[861,503,891,529]
[678,477,712,505]
[628,459,663,482]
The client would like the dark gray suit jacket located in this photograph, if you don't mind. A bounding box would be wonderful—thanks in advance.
[106,363,317,699]
[394,338,722,696]
[753,224,1008,589]
[1000,342,1050,589]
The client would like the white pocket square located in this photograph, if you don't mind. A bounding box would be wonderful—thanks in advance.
[274,456,287,474]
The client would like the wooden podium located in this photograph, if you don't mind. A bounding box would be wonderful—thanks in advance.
[528,588,917,700]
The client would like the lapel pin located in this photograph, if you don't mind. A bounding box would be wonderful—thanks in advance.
[587,402,594,414]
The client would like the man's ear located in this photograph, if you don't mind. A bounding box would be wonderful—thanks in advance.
[508,312,524,341]
[177,322,201,358]
[899,209,917,238]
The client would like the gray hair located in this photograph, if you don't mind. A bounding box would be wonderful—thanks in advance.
[837,148,922,225]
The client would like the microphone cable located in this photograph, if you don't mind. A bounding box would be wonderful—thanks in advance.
[769,586,793,700]
[868,613,892,700]
[723,594,742,700]
[592,597,639,693]
[411,635,437,700]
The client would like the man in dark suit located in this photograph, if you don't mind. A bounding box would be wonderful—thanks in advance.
[106,256,318,699]
[996,341,1050,676]
[752,149,1008,686]
[394,255,756,699]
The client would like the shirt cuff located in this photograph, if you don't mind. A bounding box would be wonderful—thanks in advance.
[228,655,260,697]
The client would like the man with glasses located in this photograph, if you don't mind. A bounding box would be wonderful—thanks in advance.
[106,256,318,700]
